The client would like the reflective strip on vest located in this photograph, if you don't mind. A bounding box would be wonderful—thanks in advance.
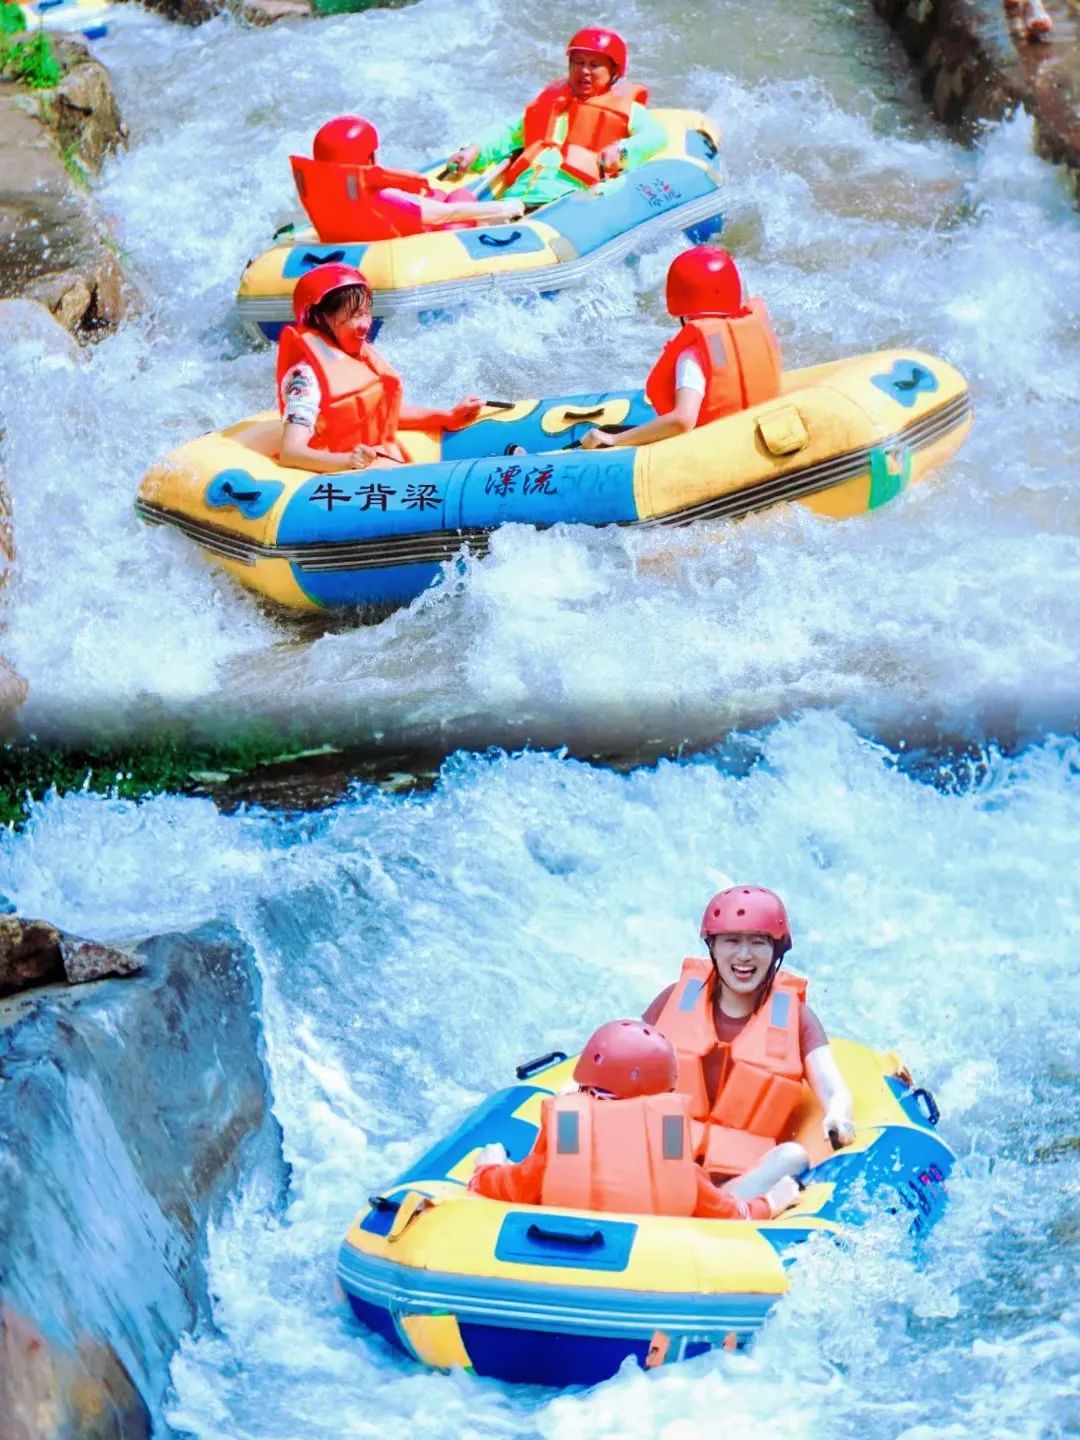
[556,1109,580,1154]
[678,978,706,1012]
[662,1113,684,1160]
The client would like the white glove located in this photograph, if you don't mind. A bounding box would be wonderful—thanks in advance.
[823,1109,856,1147]
[473,1142,508,1170]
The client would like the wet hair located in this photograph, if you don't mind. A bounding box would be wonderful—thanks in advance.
[305,282,372,342]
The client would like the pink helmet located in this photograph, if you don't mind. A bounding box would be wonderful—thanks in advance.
[313,115,379,166]
[291,262,371,325]
[700,885,792,956]
[665,245,746,319]
[566,26,628,80]
[573,1020,677,1099]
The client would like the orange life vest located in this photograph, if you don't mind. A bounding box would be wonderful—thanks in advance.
[539,1091,701,1216]
[652,958,808,1178]
[276,324,404,456]
[505,78,648,189]
[644,303,783,426]
[291,156,436,242]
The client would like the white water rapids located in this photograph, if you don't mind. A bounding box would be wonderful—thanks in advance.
[1,0,1078,1434]
[3,716,1078,1437]
[0,0,1077,746]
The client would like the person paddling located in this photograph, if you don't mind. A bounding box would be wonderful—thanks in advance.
[445,27,666,209]
[277,262,483,474]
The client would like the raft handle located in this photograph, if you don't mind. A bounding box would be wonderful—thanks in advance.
[694,129,719,159]
[478,230,523,249]
[483,399,517,411]
[515,1050,568,1080]
[368,1193,401,1213]
[911,1088,940,1126]
[526,1222,604,1248]
[562,407,606,422]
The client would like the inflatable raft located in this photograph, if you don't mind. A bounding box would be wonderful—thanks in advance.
[337,1038,951,1387]
[136,350,973,614]
[235,111,724,343]
[7,0,110,37]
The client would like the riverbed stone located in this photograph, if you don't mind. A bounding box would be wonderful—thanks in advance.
[0,39,128,336]
[0,924,285,1434]
[59,936,144,984]
[870,0,1080,187]
[0,916,65,995]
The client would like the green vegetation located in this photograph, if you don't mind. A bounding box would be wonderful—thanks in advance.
[59,139,88,189]
[311,0,416,15]
[0,734,328,828]
[0,4,26,36]
[0,26,63,89]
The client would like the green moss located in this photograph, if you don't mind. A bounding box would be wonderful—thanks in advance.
[59,140,88,189]
[0,733,330,828]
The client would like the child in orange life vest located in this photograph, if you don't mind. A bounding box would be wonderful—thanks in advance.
[469,1020,802,1220]
[291,116,527,245]
[644,886,856,1202]
[277,262,484,474]
[579,246,783,452]
[444,27,666,209]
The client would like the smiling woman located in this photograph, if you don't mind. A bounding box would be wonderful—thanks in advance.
[644,885,855,1199]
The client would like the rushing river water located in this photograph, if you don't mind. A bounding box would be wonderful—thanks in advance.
[2,0,1078,1434]
[3,716,1078,1438]
[1,0,1078,747]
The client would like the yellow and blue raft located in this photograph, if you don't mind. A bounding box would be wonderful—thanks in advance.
[338,1039,952,1387]
[136,350,973,613]
[7,0,111,37]
[235,111,725,342]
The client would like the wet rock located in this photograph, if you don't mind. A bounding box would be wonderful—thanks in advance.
[0,39,128,336]
[59,936,144,984]
[0,1307,151,1440]
[0,915,65,995]
[0,916,142,995]
[870,0,1080,187]
[0,924,286,1431]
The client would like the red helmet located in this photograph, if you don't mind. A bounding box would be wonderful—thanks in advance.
[573,1020,677,1099]
[666,245,746,319]
[566,26,627,79]
[291,262,371,325]
[313,115,378,166]
[700,885,792,955]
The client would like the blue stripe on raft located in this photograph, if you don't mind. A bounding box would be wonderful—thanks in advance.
[801,1123,953,1234]
[282,243,370,279]
[539,159,720,258]
[458,1322,655,1386]
[383,1085,543,1190]
[440,391,655,462]
[337,1240,777,1337]
[275,448,639,556]
[289,560,444,611]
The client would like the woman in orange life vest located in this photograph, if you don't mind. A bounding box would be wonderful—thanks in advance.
[291,116,527,245]
[644,886,856,1201]
[277,262,484,474]
[444,27,666,209]
[579,245,783,452]
[469,1019,801,1220]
